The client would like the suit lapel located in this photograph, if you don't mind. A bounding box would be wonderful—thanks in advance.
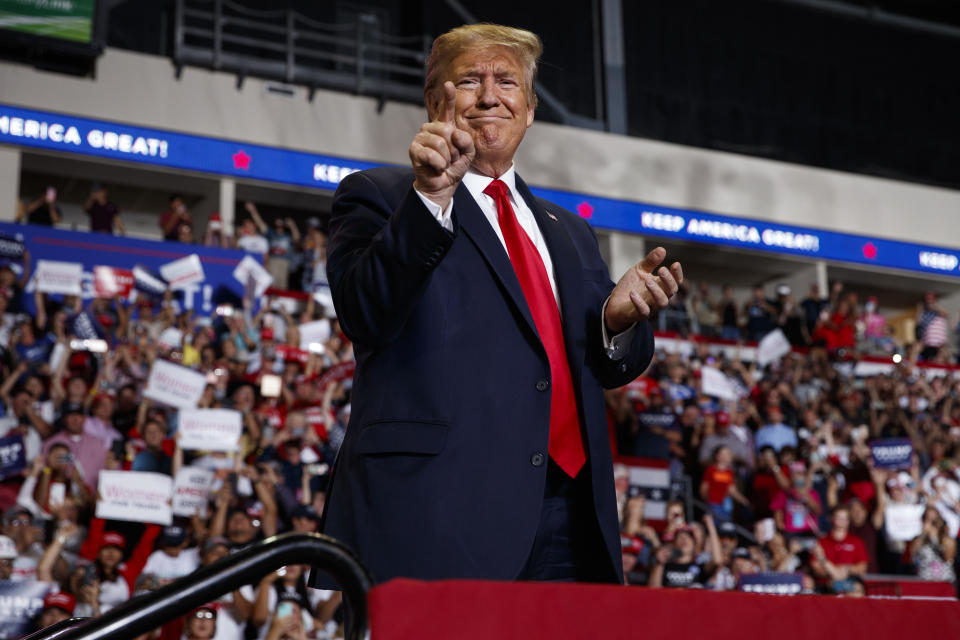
[515,176,587,381]
[453,183,540,344]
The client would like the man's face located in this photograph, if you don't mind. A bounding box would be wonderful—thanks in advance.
[12,392,30,416]
[832,509,850,532]
[40,607,71,629]
[227,512,256,543]
[187,610,216,639]
[291,516,317,533]
[202,544,229,566]
[143,421,165,449]
[64,412,85,434]
[439,46,534,172]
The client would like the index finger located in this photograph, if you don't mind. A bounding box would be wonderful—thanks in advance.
[437,81,456,124]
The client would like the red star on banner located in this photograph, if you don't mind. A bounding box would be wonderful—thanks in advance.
[232,150,251,170]
[862,242,877,259]
[576,201,594,219]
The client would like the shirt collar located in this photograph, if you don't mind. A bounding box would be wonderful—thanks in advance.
[462,164,520,205]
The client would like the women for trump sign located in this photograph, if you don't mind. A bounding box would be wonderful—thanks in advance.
[95,471,173,525]
[178,409,242,451]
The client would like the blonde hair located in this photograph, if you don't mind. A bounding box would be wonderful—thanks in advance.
[424,23,542,111]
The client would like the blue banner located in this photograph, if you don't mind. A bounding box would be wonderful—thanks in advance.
[0,103,377,191]
[535,185,960,278]
[0,434,25,480]
[870,438,914,470]
[739,572,803,595]
[3,102,960,278]
[0,222,256,315]
[0,579,50,639]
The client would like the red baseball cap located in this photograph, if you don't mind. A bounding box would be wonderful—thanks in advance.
[716,411,730,426]
[44,592,76,614]
[101,532,126,550]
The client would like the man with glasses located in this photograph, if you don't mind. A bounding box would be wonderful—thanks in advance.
[2,506,44,581]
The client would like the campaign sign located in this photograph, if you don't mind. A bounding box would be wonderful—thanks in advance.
[757,329,792,367]
[316,360,356,393]
[0,435,26,480]
[0,579,51,639]
[178,409,242,452]
[0,222,260,316]
[93,265,134,298]
[871,438,913,470]
[700,365,737,401]
[615,456,672,522]
[884,503,925,542]
[276,344,309,364]
[298,319,332,351]
[132,264,168,297]
[96,470,173,525]
[34,259,83,295]
[740,572,804,595]
[0,233,24,260]
[159,254,205,290]
[143,359,207,409]
[172,466,215,518]
[232,255,273,298]
[71,310,103,340]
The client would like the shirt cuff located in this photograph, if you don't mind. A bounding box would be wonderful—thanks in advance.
[414,188,454,232]
[602,296,636,361]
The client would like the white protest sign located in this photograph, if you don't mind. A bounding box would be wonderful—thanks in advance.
[96,470,172,525]
[700,365,737,400]
[178,409,242,451]
[34,260,83,295]
[159,254,206,290]
[298,319,332,351]
[143,359,207,409]
[232,255,273,297]
[757,329,792,367]
[172,466,215,517]
[884,503,924,542]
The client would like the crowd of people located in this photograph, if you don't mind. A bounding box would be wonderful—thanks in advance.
[664,279,957,365]
[0,211,350,637]
[1,201,959,637]
[15,185,329,294]
[609,315,960,594]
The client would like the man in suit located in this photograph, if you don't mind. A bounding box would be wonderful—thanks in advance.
[319,23,683,584]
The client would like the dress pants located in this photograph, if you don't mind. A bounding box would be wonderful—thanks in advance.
[516,459,613,582]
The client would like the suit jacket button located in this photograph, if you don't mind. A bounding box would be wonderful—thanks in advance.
[618,362,628,373]
[536,379,549,392]
[530,452,545,467]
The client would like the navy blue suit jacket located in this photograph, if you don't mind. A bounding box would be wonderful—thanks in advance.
[319,166,655,584]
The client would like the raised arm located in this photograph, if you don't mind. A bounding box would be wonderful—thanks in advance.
[244,201,268,235]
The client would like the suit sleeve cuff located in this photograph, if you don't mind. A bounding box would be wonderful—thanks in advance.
[602,296,637,361]
[414,188,454,232]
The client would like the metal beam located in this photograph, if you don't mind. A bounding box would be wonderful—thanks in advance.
[776,0,960,40]
[601,0,627,134]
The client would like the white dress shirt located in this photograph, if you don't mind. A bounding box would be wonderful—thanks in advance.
[415,165,635,358]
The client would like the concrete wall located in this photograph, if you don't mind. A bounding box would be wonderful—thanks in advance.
[1,48,959,249]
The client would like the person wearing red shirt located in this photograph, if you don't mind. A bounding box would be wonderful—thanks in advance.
[700,445,749,521]
[812,504,868,592]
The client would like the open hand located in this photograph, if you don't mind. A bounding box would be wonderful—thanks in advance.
[409,81,475,210]
[605,246,683,332]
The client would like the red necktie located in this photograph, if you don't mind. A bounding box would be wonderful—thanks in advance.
[483,179,586,478]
